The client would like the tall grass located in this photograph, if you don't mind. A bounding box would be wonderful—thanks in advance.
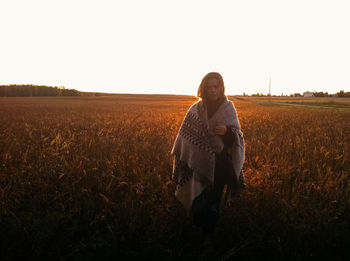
[0,96,349,260]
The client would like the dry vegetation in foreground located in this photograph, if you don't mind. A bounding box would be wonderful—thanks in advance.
[0,95,350,260]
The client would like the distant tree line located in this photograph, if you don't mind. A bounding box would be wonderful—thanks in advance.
[333,90,350,97]
[0,84,80,97]
[297,90,350,97]
[250,90,350,97]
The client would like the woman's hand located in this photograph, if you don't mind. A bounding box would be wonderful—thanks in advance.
[214,125,227,135]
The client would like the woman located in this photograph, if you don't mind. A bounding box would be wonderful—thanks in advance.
[171,72,245,237]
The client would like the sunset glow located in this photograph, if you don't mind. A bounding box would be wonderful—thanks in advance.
[1,0,349,95]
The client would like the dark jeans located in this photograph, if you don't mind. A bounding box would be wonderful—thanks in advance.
[191,154,228,235]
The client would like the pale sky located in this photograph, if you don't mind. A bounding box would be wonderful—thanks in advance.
[1,0,349,95]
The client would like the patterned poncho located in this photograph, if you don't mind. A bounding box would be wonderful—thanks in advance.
[171,98,245,209]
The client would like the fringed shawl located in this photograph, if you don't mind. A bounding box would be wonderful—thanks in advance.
[171,97,245,209]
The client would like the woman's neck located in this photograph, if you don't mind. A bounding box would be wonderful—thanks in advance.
[206,96,225,119]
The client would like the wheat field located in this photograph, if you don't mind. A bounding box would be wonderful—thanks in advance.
[0,95,349,260]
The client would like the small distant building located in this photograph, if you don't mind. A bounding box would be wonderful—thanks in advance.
[303,91,313,97]
[294,93,302,97]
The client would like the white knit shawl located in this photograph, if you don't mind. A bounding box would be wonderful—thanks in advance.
[171,98,245,209]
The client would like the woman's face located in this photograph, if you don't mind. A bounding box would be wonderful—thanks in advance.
[206,78,221,101]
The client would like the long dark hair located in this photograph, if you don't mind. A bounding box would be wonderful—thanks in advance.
[197,72,226,101]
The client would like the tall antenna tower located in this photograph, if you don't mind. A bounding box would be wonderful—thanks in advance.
[268,76,271,96]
